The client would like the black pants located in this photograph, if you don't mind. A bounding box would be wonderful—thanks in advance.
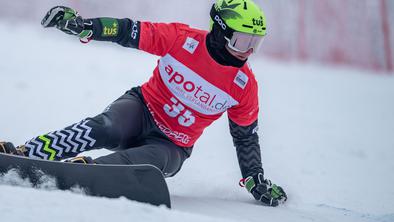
[24,88,192,177]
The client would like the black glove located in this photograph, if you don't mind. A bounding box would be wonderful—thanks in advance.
[41,6,93,41]
[240,173,287,206]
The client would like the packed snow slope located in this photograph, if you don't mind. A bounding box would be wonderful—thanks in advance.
[1,22,393,222]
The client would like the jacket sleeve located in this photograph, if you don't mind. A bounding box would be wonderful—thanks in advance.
[138,22,185,56]
[229,118,264,178]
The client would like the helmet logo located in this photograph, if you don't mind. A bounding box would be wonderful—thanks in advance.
[214,15,227,30]
[252,16,264,27]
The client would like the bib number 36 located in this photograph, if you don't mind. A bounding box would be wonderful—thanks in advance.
[164,97,195,127]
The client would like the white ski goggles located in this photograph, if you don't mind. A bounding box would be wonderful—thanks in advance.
[224,32,265,53]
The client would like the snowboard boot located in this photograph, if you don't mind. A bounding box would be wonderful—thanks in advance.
[0,142,27,156]
[65,156,95,164]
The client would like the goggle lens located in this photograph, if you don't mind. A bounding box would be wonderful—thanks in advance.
[225,32,265,53]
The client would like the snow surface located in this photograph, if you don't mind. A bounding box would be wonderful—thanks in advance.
[1,22,394,222]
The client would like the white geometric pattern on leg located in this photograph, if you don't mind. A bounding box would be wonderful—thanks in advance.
[24,119,97,160]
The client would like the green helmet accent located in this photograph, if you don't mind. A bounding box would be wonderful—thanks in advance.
[213,0,267,36]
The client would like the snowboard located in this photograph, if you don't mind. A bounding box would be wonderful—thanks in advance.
[0,153,171,208]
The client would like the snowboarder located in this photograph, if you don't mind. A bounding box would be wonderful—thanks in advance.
[1,0,287,206]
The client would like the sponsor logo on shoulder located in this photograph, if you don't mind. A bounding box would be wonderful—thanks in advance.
[183,37,199,54]
[234,70,249,89]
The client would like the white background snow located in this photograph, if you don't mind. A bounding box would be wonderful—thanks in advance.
[0,21,393,222]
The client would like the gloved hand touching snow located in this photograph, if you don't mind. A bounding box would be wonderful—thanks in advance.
[41,6,93,41]
[240,172,287,206]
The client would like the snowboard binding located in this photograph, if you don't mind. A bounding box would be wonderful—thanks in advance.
[65,156,95,164]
